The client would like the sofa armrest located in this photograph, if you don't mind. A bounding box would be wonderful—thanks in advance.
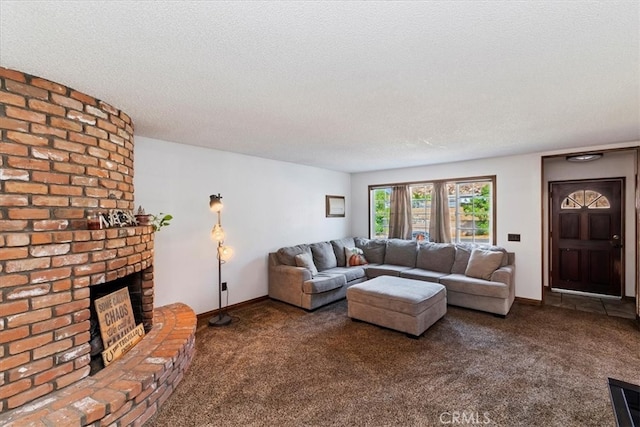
[490,265,514,287]
[268,264,312,307]
[493,264,516,309]
[271,265,312,283]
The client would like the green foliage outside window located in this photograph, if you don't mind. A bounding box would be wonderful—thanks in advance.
[460,184,490,236]
[374,189,390,236]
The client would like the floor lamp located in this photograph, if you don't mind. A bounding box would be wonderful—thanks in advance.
[209,194,233,327]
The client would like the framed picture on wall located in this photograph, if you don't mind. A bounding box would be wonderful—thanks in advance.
[326,195,345,217]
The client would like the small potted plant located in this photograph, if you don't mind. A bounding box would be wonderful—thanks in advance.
[135,206,151,226]
[151,213,173,232]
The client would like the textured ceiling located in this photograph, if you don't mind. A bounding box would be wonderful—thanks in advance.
[0,1,638,173]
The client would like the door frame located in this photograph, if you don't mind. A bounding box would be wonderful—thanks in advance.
[636,148,639,324]
[541,147,639,316]
[548,177,625,297]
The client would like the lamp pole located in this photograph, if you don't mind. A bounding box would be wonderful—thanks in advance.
[209,194,232,327]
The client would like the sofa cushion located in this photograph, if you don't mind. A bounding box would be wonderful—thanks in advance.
[439,274,509,299]
[465,249,504,280]
[277,244,311,266]
[345,247,368,266]
[400,268,449,283]
[302,273,346,294]
[365,264,413,278]
[310,241,338,271]
[355,238,386,264]
[416,242,455,273]
[384,239,418,267]
[295,252,318,276]
[451,245,472,274]
[331,237,356,267]
[323,266,366,282]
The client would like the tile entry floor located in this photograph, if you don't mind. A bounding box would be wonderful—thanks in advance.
[543,287,636,319]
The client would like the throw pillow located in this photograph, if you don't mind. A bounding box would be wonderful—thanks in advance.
[344,247,368,266]
[476,244,509,266]
[465,249,504,280]
[295,252,319,276]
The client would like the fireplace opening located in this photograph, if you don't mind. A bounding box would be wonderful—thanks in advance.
[89,272,144,375]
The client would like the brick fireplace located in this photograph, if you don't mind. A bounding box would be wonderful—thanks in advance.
[0,67,195,424]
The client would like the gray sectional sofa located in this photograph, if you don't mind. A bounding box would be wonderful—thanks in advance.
[268,237,516,316]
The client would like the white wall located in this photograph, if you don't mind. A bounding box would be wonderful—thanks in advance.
[543,149,637,296]
[351,142,639,303]
[134,137,351,315]
[351,153,543,300]
[134,136,637,313]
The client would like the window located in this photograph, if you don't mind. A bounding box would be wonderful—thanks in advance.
[451,181,492,244]
[410,184,432,241]
[561,190,610,209]
[371,188,391,238]
[370,177,495,244]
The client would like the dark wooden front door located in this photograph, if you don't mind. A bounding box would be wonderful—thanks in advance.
[550,179,624,296]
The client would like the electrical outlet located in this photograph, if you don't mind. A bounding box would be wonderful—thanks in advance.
[507,234,521,242]
[221,282,228,291]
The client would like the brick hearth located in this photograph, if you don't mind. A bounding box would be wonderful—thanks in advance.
[0,66,196,424]
[0,303,196,426]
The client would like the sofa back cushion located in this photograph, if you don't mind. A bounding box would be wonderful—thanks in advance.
[331,237,356,267]
[276,244,311,266]
[451,245,472,274]
[310,241,338,271]
[384,239,418,267]
[355,237,386,264]
[416,242,455,273]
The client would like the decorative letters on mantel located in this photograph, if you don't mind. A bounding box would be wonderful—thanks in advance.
[100,209,138,228]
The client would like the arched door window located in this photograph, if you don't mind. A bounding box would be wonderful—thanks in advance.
[561,190,610,209]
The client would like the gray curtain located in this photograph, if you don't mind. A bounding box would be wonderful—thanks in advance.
[388,185,412,239]
[429,182,452,243]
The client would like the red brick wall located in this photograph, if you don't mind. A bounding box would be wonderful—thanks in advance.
[0,67,155,413]
[0,66,134,232]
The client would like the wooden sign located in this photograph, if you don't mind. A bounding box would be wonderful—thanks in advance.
[102,323,145,366]
[95,288,136,349]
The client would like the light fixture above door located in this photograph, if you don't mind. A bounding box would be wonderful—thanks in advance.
[566,153,603,162]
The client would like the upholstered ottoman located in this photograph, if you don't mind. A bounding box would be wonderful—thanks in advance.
[346,276,446,338]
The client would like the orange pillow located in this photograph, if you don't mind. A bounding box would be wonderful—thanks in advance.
[345,247,368,266]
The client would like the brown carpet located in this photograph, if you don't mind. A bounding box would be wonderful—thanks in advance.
[147,299,639,427]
